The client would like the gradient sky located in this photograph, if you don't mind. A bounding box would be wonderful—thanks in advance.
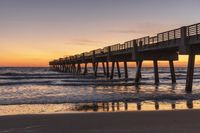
[0,0,200,67]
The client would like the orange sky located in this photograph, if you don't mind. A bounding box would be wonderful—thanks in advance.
[1,33,200,67]
[0,55,196,67]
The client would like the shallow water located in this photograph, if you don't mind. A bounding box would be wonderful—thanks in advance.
[0,67,200,115]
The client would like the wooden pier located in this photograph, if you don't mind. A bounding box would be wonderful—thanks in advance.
[49,23,200,93]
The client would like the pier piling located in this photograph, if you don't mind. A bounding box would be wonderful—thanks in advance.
[153,60,159,85]
[169,60,176,83]
[95,62,99,77]
[110,62,115,79]
[135,61,142,83]
[83,63,88,75]
[124,61,128,79]
[116,61,121,78]
[106,62,110,78]
[186,54,195,93]
[102,62,106,76]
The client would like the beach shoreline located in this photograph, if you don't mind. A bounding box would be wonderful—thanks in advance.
[1,110,200,133]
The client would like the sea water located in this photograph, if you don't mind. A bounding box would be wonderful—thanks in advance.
[0,67,200,115]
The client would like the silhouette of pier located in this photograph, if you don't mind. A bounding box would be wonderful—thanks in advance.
[49,23,200,92]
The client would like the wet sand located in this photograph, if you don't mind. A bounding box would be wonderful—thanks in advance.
[1,110,200,133]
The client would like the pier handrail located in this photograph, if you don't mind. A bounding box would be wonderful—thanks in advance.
[157,28,181,43]
[149,36,158,44]
[187,23,200,37]
[136,36,149,47]
[95,48,104,55]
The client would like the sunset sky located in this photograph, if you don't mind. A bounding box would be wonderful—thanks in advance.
[0,0,200,67]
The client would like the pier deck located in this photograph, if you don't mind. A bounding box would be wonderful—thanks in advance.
[49,23,200,92]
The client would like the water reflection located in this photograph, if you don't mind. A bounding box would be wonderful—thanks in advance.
[75,100,197,112]
[0,100,199,116]
[186,100,193,109]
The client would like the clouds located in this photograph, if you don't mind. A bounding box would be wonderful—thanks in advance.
[65,39,104,46]
[106,22,184,38]
[108,30,139,34]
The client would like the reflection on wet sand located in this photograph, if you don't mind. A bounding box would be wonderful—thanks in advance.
[0,84,199,116]
[0,100,199,116]
[75,100,197,112]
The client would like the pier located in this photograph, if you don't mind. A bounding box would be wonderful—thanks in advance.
[49,23,200,93]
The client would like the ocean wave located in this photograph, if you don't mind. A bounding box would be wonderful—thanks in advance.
[0,73,69,76]
[0,80,145,86]
[0,93,200,105]
[1,67,200,106]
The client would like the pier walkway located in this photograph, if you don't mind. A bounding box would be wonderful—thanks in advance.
[49,23,200,92]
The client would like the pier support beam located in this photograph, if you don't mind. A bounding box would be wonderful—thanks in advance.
[83,63,88,75]
[153,60,159,85]
[74,64,76,74]
[76,64,78,74]
[58,65,60,71]
[95,62,99,77]
[69,64,72,73]
[72,64,76,74]
[116,61,121,78]
[60,65,62,72]
[59,65,61,72]
[67,65,70,72]
[185,54,195,93]
[124,61,128,79]
[71,64,73,73]
[102,62,106,76]
[169,60,176,83]
[135,61,142,83]
[110,62,115,79]
[63,65,66,72]
[106,61,110,78]
[63,65,65,72]
[56,65,59,71]
[65,65,67,72]
[61,65,64,72]
[77,63,81,74]
[65,65,68,72]
[92,62,96,76]
[69,65,71,73]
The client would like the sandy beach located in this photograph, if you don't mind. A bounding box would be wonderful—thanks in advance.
[0,110,200,133]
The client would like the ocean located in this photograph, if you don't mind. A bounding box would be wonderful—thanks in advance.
[0,67,200,115]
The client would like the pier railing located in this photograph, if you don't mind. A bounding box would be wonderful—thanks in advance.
[187,23,200,41]
[187,23,200,36]
[157,28,181,42]
[137,28,181,47]
[136,36,149,46]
